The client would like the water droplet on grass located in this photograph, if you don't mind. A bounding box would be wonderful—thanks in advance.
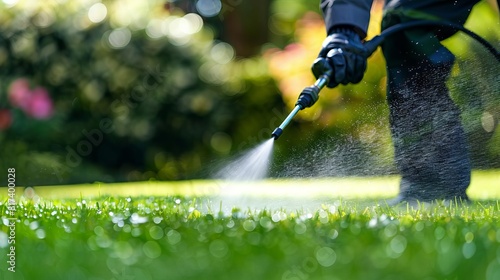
[294,223,307,235]
[112,215,124,224]
[464,232,474,243]
[243,220,256,232]
[319,210,329,224]
[87,236,98,251]
[434,226,446,240]
[0,231,8,248]
[462,242,476,259]
[259,217,273,229]
[209,240,228,258]
[328,229,339,240]
[271,213,281,222]
[29,221,39,230]
[123,224,131,233]
[131,228,142,237]
[486,259,500,280]
[167,230,181,245]
[36,229,46,239]
[247,232,261,245]
[316,247,336,267]
[130,213,148,224]
[384,223,397,238]
[114,241,134,259]
[149,226,164,240]
[389,235,407,255]
[414,221,424,231]
[94,226,105,236]
[143,241,162,259]
[213,224,224,233]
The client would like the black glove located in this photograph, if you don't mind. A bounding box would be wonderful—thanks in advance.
[312,26,368,88]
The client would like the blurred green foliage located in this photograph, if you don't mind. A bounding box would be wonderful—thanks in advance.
[0,0,498,185]
[0,0,283,185]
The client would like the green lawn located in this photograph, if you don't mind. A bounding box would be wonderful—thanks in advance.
[1,170,500,280]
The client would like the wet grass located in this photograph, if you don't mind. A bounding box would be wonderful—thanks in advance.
[0,171,499,279]
[0,171,500,280]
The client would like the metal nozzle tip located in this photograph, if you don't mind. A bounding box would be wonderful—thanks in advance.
[271,128,283,140]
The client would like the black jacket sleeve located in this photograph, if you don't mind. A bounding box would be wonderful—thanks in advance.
[320,0,374,38]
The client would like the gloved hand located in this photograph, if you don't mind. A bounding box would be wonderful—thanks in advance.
[312,26,368,88]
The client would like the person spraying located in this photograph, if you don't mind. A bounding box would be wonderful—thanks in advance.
[313,0,490,204]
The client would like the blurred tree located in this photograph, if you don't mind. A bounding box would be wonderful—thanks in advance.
[166,0,272,57]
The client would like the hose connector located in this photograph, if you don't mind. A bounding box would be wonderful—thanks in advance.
[363,35,385,56]
[295,85,321,108]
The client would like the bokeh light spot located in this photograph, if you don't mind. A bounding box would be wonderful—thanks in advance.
[114,241,134,259]
[462,242,476,259]
[108,28,131,49]
[143,241,162,259]
[243,220,256,232]
[2,0,18,7]
[211,42,234,64]
[294,223,307,235]
[481,111,495,133]
[196,0,221,17]
[146,19,163,39]
[0,231,8,248]
[389,235,407,255]
[149,225,164,240]
[167,229,181,245]
[316,247,336,267]
[33,10,55,27]
[209,239,228,258]
[35,229,46,239]
[210,132,232,154]
[183,13,203,34]
[88,3,107,23]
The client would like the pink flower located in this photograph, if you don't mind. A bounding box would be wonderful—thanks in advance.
[26,87,54,119]
[0,109,12,130]
[8,78,32,110]
[8,79,54,120]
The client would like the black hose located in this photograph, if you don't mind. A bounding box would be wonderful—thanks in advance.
[364,20,500,62]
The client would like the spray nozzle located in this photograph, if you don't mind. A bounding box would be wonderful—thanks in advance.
[271,127,283,140]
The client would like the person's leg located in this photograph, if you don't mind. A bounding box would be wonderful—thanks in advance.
[381,1,479,202]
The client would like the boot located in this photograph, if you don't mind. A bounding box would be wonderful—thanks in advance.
[385,46,471,204]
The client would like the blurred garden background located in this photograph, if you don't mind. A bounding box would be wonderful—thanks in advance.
[0,0,498,186]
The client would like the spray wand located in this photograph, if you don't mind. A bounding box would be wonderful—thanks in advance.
[271,20,500,140]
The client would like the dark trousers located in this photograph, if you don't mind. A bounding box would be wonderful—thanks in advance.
[381,0,479,199]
